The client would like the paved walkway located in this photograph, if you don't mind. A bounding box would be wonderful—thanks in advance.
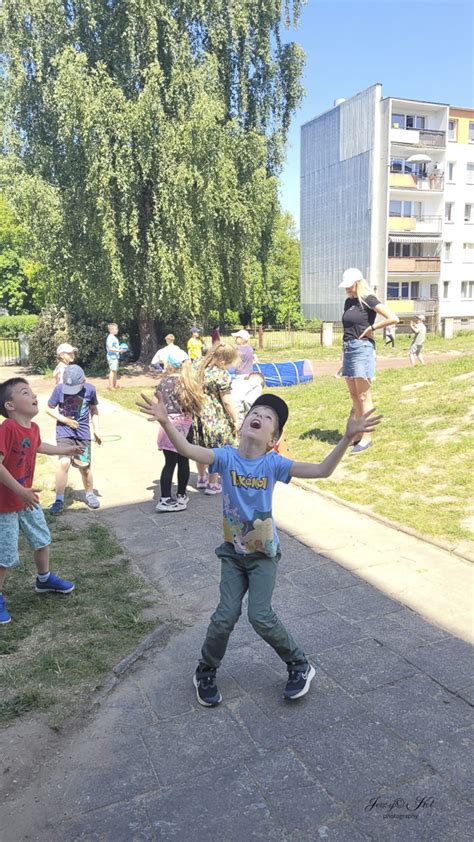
[0,376,473,841]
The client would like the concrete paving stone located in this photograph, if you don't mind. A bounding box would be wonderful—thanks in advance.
[315,638,416,695]
[226,696,290,752]
[402,637,474,692]
[145,765,286,842]
[288,609,368,655]
[320,582,404,622]
[56,734,160,814]
[160,583,220,616]
[264,782,342,834]
[251,669,367,738]
[50,800,154,842]
[287,562,361,596]
[418,728,474,802]
[140,706,258,787]
[222,646,284,693]
[354,608,454,655]
[245,745,317,792]
[457,684,474,704]
[291,715,430,804]
[151,560,218,594]
[271,577,327,619]
[359,674,473,745]
[285,820,372,841]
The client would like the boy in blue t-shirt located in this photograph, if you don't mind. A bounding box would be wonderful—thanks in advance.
[138,391,381,706]
[46,365,102,513]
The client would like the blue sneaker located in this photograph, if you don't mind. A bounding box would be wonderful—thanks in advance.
[35,573,75,594]
[48,499,64,514]
[0,595,11,624]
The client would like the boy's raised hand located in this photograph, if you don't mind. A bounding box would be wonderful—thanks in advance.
[136,391,169,424]
[345,408,383,443]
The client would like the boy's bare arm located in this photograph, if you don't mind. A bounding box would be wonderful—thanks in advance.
[136,393,215,465]
[89,404,101,444]
[0,458,40,508]
[290,409,382,479]
[38,441,85,457]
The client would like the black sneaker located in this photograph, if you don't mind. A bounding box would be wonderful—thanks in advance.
[193,664,222,707]
[284,661,316,700]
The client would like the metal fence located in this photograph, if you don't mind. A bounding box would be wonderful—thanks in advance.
[0,337,21,365]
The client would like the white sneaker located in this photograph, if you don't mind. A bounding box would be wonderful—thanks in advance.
[205,483,222,495]
[196,476,208,490]
[155,497,184,512]
[177,494,189,509]
[85,491,100,509]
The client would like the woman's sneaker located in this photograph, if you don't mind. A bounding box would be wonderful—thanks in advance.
[283,661,316,700]
[205,483,222,495]
[196,476,208,490]
[193,665,222,707]
[155,497,184,512]
[176,494,189,509]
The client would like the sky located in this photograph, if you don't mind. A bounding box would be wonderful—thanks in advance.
[279,0,474,228]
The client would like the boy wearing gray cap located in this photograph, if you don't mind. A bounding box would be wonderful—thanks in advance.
[138,390,382,706]
[46,365,102,513]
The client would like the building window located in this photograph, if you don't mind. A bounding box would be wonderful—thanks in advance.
[445,202,454,222]
[392,113,405,129]
[448,120,458,141]
[462,243,474,261]
[465,204,473,222]
[461,281,474,299]
[443,281,450,299]
[386,281,420,299]
[447,162,455,181]
[430,283,438,299]
[390,200,417,217]
[469,122,474,142]
[444,242,452,260]
[467,163,474,184]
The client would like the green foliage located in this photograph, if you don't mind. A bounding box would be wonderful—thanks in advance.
[0,314,38,338]
[266,211,303,328]
[223,309,241,330]
[305,318,323,333]
[0,194,46,314]
[2,1,305,357]
[28,305,106,371]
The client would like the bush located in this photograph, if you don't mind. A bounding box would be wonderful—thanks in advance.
[0,314,38,338]
[28,306,109,372]
[305,318,323,333]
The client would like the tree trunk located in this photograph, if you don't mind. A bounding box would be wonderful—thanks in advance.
[137,308,158,363]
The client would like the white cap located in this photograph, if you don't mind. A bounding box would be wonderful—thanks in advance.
[417,314,426,321]
[339,268,364,289]
[56,342,77,355]
[231,329,251,341]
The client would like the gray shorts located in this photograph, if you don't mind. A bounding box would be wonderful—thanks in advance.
[409,342,424,354]
[0,507,51,568]
[107,357,119,372]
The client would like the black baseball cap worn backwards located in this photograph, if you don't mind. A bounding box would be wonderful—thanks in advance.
[251,393,289,433]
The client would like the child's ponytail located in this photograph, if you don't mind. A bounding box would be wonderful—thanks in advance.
[178,361,204,415]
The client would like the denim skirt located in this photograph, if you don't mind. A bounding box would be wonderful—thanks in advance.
[342,339,376,381]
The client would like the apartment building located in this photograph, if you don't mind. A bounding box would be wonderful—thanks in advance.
[300,84,474,329]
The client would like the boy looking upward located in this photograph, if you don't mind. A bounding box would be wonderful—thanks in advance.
[137,390,381,706]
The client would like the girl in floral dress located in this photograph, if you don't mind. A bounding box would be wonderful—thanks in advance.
[193,343,240,495]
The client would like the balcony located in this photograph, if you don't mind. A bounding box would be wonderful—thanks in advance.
[388,215,442,234]
[389,172,444,191]
[390,127,446,148]
[388,257,441,273]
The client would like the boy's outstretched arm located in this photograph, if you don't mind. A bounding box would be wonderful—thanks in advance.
[38,441,85,457]
[290,409,383,479]
[136,392,215,465]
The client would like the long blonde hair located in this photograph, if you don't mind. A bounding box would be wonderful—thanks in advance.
[156,361,203,415]
[198,342,239,384]
[353,278,372,308]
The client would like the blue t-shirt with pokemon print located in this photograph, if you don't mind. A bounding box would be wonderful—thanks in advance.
[210,445,293,558]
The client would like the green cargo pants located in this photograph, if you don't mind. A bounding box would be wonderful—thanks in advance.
[200,542,306,669]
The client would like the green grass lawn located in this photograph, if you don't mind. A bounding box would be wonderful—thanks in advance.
[108,353,474,547]
[0,459,157,728]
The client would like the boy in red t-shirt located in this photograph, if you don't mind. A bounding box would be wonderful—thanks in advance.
[0,378,84,625]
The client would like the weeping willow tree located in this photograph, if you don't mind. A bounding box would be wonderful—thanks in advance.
[2,1,305,357]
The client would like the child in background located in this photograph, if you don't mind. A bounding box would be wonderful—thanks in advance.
[0,378,83,625]
[46,365,102,513]
[409,315,427,365]
[106,322,126,390]
[137,389,381,706]
[231,371,265,430]
[187,328,204,362]
[53,343,77,384]
[155,352,203,512]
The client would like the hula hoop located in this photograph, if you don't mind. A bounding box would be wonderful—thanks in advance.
[100,434,122,443]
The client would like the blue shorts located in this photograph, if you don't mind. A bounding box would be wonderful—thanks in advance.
[107,357,119,372]
[0,507,51,568]
[342,339,376,382]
